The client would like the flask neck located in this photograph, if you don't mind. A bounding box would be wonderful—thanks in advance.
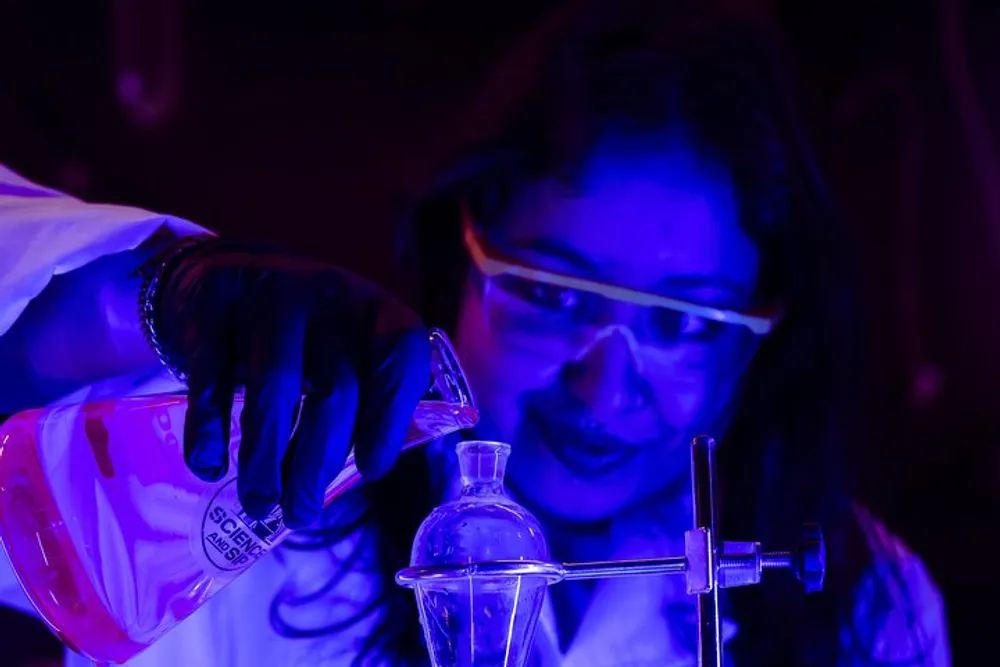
[461,480,505,498]
[457,440,510,498]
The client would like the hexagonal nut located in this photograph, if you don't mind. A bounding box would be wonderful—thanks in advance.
[795,523,826,594]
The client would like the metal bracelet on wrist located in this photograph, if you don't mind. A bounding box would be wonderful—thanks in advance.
[136,233,216,383]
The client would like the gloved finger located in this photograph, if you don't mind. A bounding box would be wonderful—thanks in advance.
[237,291,307,521]
[182,317,236,482]
[279,353,359,530]
[352,326,431,480]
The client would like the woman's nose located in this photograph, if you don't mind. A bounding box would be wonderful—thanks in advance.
[560,325,649,418]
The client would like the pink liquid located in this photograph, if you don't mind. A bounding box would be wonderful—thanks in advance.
[0,395,477,664]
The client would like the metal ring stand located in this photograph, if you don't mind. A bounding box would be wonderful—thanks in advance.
[397,435,826,667]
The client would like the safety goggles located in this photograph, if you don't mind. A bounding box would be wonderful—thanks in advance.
[461,203,782,365]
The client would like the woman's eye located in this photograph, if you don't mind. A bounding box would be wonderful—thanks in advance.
[494,275,587,314]
[527,283,579,311]
[649,310,721,343]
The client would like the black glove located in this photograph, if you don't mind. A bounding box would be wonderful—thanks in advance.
[152,237,430,529]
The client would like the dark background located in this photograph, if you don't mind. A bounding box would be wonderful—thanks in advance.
[1,0,996,664]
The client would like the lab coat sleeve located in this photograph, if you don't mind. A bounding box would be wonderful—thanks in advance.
[844,505,951,666]
[0,164,209,615]
[0,163,211,338]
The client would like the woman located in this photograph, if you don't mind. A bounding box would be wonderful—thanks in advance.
[329,1,949,665]
[0,1,947,666]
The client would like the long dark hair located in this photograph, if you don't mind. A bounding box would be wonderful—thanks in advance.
[274,2,922,665]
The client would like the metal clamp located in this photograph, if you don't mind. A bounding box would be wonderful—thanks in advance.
[395,435,827,667]
[682,436,826,666]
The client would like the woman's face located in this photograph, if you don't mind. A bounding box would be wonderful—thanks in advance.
[454,135,760,522]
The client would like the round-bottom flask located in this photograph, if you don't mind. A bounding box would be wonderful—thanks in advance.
[407,441,550,667]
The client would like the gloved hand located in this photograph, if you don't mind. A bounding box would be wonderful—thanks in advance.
[151,237,430,529]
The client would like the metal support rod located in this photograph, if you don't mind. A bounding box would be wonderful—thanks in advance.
[557,547,798,583]
[691,435,722,667]
[561,556,688,580]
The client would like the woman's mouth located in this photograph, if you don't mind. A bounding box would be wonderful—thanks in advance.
[526,406,645,479]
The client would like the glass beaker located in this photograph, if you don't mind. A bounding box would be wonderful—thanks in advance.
[400,440,553,667]
[0,328,477,665]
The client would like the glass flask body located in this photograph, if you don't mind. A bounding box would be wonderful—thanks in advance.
[409,440,550,667]
[0,329,476,665]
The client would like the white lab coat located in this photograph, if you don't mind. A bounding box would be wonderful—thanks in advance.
[0,165,951,666]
